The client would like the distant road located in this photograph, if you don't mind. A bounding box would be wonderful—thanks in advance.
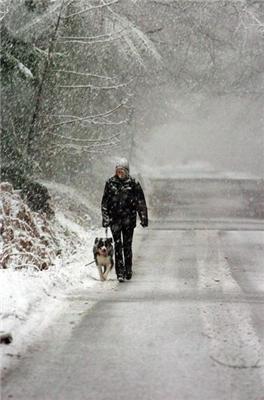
[149,178,264,230]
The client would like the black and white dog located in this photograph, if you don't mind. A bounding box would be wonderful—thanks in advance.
[93,238,114,281]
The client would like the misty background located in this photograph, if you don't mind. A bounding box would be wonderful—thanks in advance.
[1,0,264,199]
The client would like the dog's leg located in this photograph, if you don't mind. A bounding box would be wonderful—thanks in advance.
[103,264,111,281]
[97,265,105,281]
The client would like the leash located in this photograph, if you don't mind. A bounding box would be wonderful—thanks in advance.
[85,260,95,266]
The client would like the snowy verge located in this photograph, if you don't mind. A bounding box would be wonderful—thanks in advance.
[0,182,110,373]
[0,220,109,372]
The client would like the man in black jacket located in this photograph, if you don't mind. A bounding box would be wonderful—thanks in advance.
[101,158,148,282]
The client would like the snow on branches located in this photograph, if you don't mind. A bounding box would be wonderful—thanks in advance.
[0,182,59,270]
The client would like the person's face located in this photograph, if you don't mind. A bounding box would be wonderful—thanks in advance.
[116,167,127,179]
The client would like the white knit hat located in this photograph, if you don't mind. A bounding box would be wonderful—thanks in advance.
[115,157,129,172]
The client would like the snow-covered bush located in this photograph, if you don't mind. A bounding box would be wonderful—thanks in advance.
[0,182,59,270]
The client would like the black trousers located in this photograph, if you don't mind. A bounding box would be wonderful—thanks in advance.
[110,223,134,277]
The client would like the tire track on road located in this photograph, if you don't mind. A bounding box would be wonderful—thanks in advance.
[195,230,264,396]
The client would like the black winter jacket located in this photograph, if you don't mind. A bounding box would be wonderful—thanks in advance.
[101,175,148,228]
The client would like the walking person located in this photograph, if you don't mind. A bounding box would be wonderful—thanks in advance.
[101,158,148,282]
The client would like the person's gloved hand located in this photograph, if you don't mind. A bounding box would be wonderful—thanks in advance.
[140,220,148,228]
[102,216,110,228]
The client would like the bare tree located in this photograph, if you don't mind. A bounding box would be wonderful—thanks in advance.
[33,0,161,179]
[1,0,161,183]
[145,0,264,94]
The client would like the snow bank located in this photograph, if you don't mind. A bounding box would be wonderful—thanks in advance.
[0,181,104,371]
[0,182,59,270]
[0,239,102,371]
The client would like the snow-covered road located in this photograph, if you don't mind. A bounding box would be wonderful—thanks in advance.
[2,229,264,399]
[1,179,264,399]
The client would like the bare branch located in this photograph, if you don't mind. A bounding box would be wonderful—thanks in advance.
[245,8,264,33]
[101,0,162,64]
[54,70,116,80]
[51,130,128,143]
[49,101,127,127]
[9,217,36,235]
[83,118,129,126]
[63,0,119,19]
[2,252,45,264]
[0,0,11,22]
[58,29,126,41]
[55,140,121,151]
[58,35,126,45]
[53,142,122,156]
[58,81,130,90]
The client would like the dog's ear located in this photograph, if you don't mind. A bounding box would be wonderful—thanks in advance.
[108,238,113,244]
[94,237,99,244]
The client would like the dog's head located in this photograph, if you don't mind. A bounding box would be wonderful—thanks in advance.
[94,237,113,256]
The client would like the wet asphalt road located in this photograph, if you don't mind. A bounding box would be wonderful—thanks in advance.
[1,179,264,400]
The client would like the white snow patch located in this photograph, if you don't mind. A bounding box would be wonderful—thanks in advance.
[0,202,107,371]
[0,229,101,369]
[17,62,34,79]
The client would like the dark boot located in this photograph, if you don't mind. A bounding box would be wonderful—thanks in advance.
[125,271,133,280]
